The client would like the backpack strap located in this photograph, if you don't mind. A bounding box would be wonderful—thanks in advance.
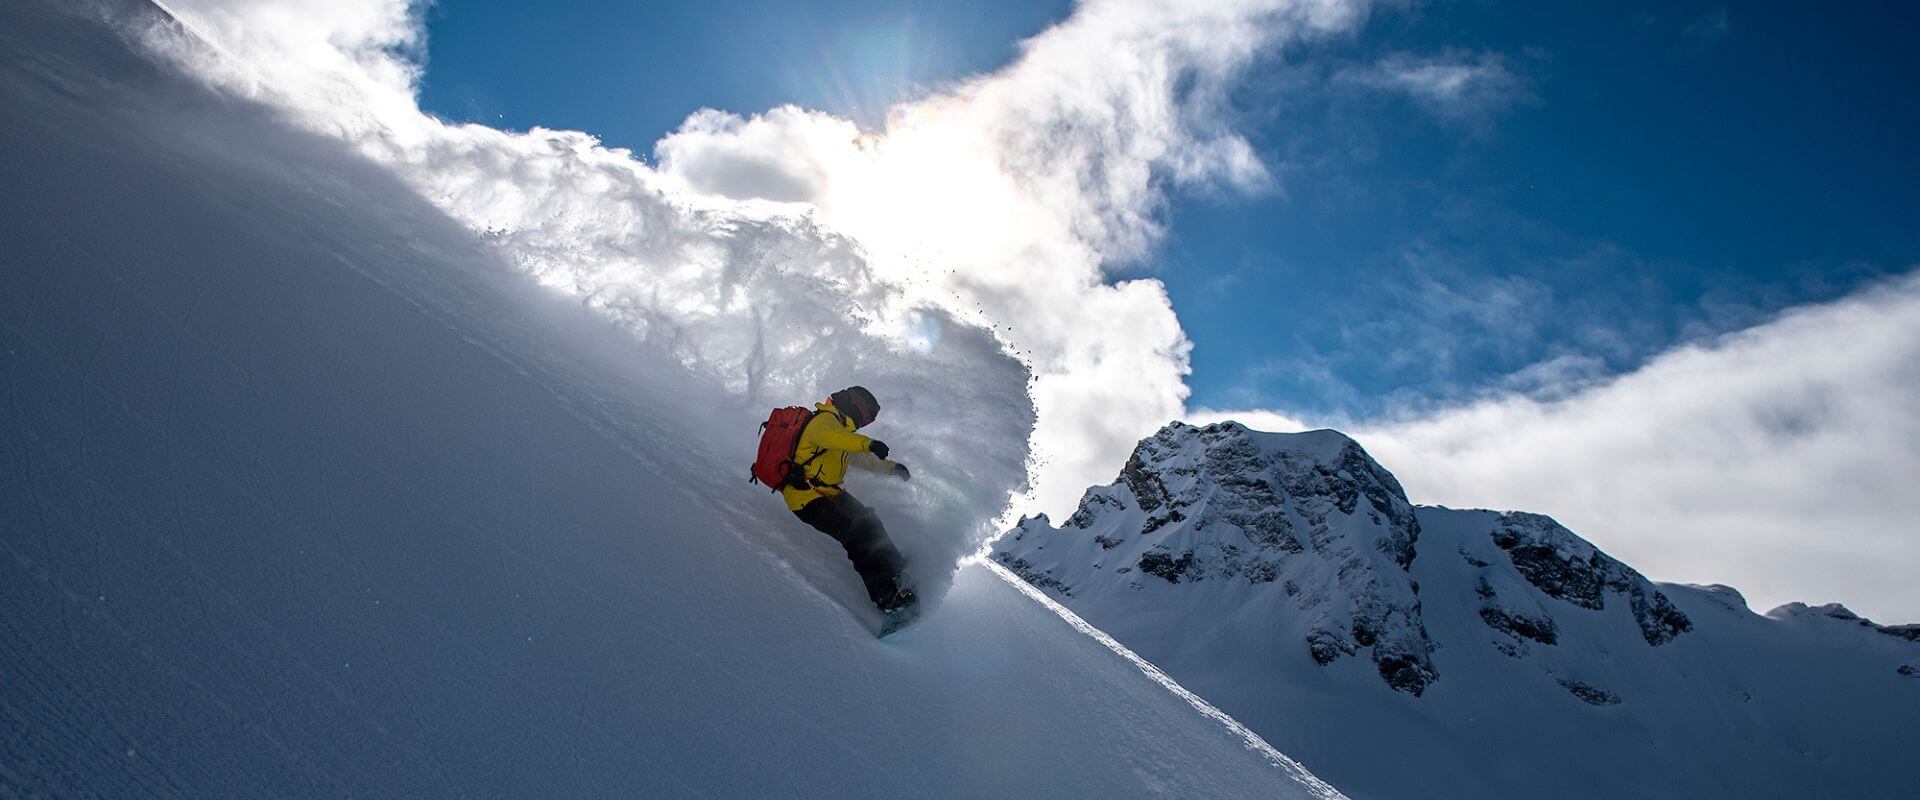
[790,409,847,489]
[784,410,831,489]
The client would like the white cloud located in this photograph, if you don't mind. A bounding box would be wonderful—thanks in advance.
[144,0,1378,521]
[1341,50,1531,128]
[655,107,860,203]
[1200,271,1920,622]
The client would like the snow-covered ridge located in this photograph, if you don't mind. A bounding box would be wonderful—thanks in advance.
[1768,601,1920,642]
[999,419,1920,800]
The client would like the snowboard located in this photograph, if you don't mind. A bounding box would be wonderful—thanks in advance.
[877,595,922,638]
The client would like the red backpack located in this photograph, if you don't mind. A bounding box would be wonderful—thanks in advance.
[750,407,824,491]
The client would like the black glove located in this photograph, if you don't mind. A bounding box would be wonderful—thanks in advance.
[893,463,911,481]
[869,439,889,460]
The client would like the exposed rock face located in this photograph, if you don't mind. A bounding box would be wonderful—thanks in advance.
[1557,678,1623,706]
[1489,513,1693,646]
[1452,511,1687,681]
[1476,573,1559,646]
[997,422,1438,695]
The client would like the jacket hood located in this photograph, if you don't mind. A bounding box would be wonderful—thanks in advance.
[818,401,857,430]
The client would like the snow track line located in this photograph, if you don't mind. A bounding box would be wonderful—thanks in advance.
[981,559,1350,800]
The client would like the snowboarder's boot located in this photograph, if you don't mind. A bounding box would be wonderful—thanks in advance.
[880,586,916,613]
[877,587,920,638]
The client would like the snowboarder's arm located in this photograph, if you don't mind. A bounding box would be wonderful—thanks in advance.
[848,452,897,474]
[808,426,873,454]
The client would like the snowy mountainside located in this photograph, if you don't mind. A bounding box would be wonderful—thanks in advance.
[999,420,1920,800]
[0,1,1343,797]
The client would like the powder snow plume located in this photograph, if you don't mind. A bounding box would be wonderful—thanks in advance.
[137,0,1373,555]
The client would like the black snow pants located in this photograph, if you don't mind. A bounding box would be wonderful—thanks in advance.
[794,492,907,608]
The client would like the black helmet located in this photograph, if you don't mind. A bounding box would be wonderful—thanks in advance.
[830,386,880,428]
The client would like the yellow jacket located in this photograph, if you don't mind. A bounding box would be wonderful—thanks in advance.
[781,402,899,511]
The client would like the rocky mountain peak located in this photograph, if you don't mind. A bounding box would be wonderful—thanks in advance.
[1100,421,1420,563]
[1000,420,1439,694]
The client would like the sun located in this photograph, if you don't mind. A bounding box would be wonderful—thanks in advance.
[819,98,1033,299]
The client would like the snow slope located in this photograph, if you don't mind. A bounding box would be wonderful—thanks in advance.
[0,1,1341,797]
[1000,421,1920,799]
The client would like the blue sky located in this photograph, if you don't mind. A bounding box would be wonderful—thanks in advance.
[1154,1,1920,417]
[418,0,1919,421]
[419,0,1075,144]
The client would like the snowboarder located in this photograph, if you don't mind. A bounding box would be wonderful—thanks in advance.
[767,386,917,618]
